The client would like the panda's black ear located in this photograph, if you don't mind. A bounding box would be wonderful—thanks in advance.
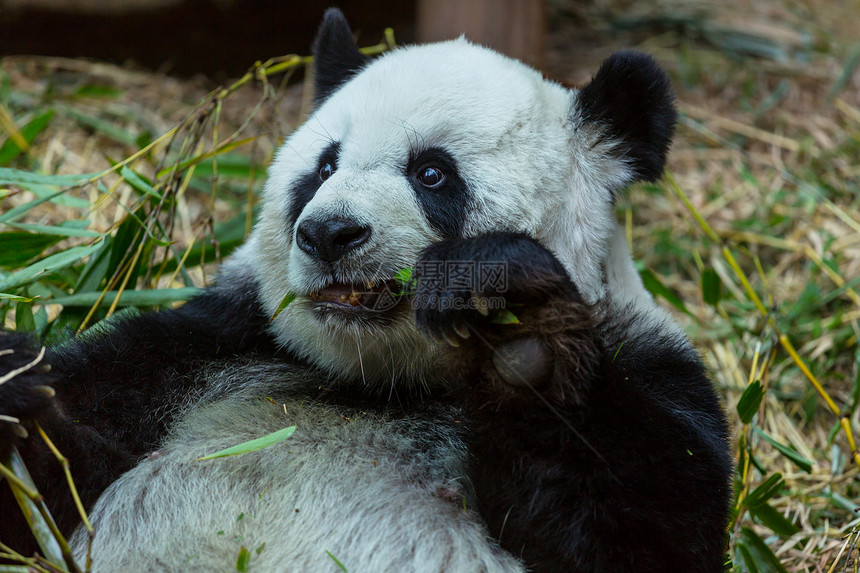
[312,8,368,105]
[578,51,676,182]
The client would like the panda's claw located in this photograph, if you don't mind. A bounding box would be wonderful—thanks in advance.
[34,385,55,398]
[453,322,471,339]
[441,329,461,348]
[471,292,489,316]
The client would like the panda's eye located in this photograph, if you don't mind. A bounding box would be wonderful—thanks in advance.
[319,162,334,182]
[417,166,445,188]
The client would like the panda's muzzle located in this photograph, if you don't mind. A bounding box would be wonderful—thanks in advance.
[296,216,371,264]
[310,279,401,313]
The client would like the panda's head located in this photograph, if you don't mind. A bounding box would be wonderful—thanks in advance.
[242,9,676,385]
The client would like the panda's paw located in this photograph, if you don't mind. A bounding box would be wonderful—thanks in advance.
[482,296,602,402]
[0,331,58,457]
[411,232,575,347]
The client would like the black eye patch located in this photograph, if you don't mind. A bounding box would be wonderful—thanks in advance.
[287,141,340,233]
[406,147,471,239]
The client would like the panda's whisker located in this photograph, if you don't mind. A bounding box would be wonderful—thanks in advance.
[356,338,367,386]
[311,115,336,144]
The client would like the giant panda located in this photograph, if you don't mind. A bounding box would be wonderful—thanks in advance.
[0,8,732,572]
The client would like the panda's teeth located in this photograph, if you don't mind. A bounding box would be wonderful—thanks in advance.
[310,292,320,301]
[365,280,376,289]
[348,292,362,306]
[339,294,349,304]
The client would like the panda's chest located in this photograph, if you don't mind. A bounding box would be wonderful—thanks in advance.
[71,391,521,571]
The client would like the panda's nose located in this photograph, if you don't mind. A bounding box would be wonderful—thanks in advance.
[296,217,372,263]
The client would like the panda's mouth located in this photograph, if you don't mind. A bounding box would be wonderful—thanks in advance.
[309,279,402,313]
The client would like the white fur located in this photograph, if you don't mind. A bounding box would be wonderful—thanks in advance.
[71,362,523,572]
[249,39,671,387]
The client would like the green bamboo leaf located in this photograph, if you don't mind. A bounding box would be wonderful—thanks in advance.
[749,503,799,537]
[156,135,258,178]
[0,167,96,187]
[235,546,251,572]
[0,232,61,266]
[4,221,103,238]
[3,448,68,569]
[638,267,691,316]
[829,41,860,98]
[186,154,256,178]
[326,551,348,572]
[743,473,784,508]
[736,543,760,573]
[14,298,35,332]
[120,165,161,199]
[701,267,722,307]
[394,267,413,287]
[490,309,521,325]
[0,109,55,165]
[58,104,138,146]
[736,526,789,573]
[0,189,79,225]
[755,428,813,473]
[47,287,201,307]
[73,84,122,98]
[0,240,104,291]
[0,292,38,302]
[736,380,764,424]
[197,426,296,460]
[271,292,296,321]
[849,347,860,414]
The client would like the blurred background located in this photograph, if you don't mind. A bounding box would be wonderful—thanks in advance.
[0,0,555,77]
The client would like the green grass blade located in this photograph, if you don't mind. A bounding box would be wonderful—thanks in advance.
[4,222,103,238]
[47,287,200,307]
[0,232,61,266]
[325,551,348,572]
[0,109,54,165]
[0,241,104,292]
[755,428,813,473]
[197,426,296,460]
[749,503,799,537]
[2,449,68,570]
[737,381,764,424]
[743,473,784,508]
[235,546,251,572]
[120,165,162,199]
[0,167,96,187]
[736,527,789,573]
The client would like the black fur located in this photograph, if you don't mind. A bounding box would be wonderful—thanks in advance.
[406,147,472,239]
[312,8,368,105]
[0,281,277,554]
[287,140,339,234]
[0,332,58,459]
[579,51,677,185]
[415,232,732,572]
[413,232,572,342]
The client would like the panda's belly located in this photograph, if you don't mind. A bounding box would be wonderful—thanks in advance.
[71,390,523,573]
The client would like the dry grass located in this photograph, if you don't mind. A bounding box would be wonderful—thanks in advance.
[0,1,858,571]
[548,0,860,570]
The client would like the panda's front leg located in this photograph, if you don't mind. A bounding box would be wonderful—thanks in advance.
[413,231,601,402]
[412,232,730,573]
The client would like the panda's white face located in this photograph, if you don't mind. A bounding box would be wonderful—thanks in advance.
[237,28,675,385]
